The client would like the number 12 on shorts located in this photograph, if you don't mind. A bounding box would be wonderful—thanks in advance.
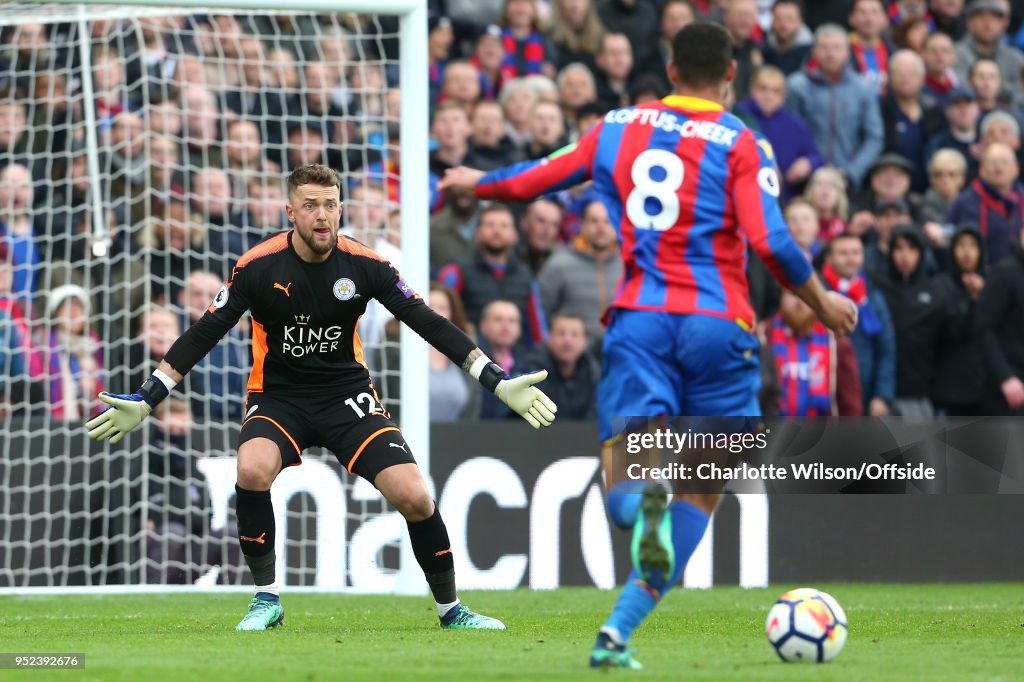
[345,392,382,418]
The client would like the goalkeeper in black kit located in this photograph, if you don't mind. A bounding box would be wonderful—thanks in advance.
[87,164,557,631]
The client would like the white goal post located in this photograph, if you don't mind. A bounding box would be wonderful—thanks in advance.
[2,0,429,594]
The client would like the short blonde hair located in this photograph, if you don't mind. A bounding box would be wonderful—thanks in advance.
[498,78,538,108]
[784,196,819,220]
[928,148,967,176]
[752,65,786,91]
[522,74,559,103]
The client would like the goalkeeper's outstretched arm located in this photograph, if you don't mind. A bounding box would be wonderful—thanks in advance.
[376,265,558,429]
[86,300,244,443]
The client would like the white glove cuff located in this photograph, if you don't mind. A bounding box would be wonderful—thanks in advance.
[468,355,491,380]
[153,369,178,391]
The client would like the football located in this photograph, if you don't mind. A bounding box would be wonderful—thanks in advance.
[765,588,848,663]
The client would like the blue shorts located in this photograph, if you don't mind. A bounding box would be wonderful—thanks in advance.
[598,310,761,442]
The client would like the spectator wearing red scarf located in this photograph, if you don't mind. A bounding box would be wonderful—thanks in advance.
[471,26,508,100]
[824,233,896,416]
[946,142,1024,266]
[848,0,894,95]
[0,241,44,415]
[499,0,554,80]
[921,31,960,106]
[804,167,849,244]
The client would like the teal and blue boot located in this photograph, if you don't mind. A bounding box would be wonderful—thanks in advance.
[631,483,675,587]
[439,604,506,630]
[235,592,285,631]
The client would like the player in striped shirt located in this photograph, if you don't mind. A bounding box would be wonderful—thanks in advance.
[441,21,857,669]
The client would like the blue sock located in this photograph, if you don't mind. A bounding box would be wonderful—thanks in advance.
[602,500,711,642]
[606,480,647,529]
[603,569,659,642]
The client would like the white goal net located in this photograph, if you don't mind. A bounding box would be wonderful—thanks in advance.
[0,2,428,591]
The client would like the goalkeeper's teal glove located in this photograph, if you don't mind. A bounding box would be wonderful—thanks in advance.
[85,372,175,444]
[494,370,558,428]
[471,355,557,428]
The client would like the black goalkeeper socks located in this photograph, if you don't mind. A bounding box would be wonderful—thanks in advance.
[236,485,276,585]
[246,553,277,589]
[407,506,457,604]
[427,569,458,611]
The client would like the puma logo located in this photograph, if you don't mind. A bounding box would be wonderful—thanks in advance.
[244,404,259,420]
[240,532,267,544]
[273,282,293,297]
[388,442,409,453]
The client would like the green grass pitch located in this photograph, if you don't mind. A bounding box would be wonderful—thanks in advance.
[2,584,1022,681]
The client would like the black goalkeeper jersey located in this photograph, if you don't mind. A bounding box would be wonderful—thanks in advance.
[163,231,476,395]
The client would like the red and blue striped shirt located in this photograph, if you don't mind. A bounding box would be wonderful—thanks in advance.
[476,95,813,329]
[501,28,548,81]
[850,34,890,95]
[772,317,834,417]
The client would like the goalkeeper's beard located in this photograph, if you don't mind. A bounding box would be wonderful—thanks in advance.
[299,223,337,256]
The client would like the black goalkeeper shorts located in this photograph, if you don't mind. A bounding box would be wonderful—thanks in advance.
[238,387,415,481]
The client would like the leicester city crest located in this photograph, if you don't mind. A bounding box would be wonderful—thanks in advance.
[333,277,357,301]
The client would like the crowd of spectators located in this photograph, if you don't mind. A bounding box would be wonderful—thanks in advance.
[4,0,1024,430]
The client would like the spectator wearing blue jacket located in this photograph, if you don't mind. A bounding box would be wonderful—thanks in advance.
[824,233,897,416]
[736,65,823,201]
[945,142,1023,266]
[0,164,39,310]
[881,50,948,193]
[923,87,980,177]
[786,24,885,188]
